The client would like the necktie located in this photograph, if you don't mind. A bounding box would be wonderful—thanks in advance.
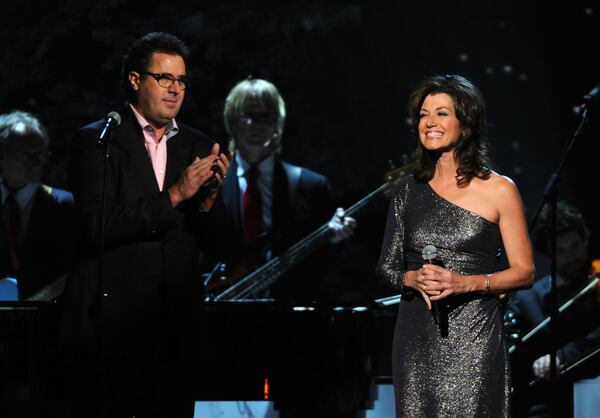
[242,165,263,242]
[3,194,21,275]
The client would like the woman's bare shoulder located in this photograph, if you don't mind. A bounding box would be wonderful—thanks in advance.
[474,171,517,190]
[481,172,523,210]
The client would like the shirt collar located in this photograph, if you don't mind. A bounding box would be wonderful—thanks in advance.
[236,153,274,178]
[1,181,39,209]
[129,103,179,137]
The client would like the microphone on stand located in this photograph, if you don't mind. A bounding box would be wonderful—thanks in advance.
[583,82,600,104]
[422,244,439,324]
[97,111,122,146]
[580,82,600,111]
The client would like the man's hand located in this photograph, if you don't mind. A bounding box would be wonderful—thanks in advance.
[532,354,561,380]
[168,143,231,208]
[200,143,231,210]
[203,143,231,191]
[328,208,357,244]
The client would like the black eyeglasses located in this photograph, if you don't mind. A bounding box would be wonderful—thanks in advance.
[139,72,188,89]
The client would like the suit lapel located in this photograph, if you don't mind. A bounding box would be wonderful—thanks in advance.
[24,186,52,246]
[165,134,186,189]
[222,159,242,234]
[272,160,292,236]
[114,107,160,194]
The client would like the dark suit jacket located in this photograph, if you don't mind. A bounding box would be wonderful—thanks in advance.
[61,104,218,354]
[0,185,75,300]
[214,157,334,302]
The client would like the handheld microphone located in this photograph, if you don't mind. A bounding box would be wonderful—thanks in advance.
[422,244,440,324]
[422,244,437,263]
[97,111,122,146]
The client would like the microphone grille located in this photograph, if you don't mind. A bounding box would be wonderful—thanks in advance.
[107,111,122,126]
[422,244,437,261]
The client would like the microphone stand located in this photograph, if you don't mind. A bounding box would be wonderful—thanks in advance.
[527,103,589,417]
[95,125,113,361]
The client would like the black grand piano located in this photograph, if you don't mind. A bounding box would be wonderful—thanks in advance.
[0,299,397,417]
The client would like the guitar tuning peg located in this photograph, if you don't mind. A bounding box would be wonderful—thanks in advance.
[387,160,396,170]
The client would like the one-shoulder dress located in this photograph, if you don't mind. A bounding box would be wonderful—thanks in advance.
[377,175,510,417]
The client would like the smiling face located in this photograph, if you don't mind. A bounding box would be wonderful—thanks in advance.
[418,93,462,152]
[129,52,186,129]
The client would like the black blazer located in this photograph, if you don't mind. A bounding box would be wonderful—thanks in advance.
[61,104,218,353]
[0,185,75,300]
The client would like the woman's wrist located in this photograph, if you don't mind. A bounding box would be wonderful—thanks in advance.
[485,273,492,294]
[478,273,492,295]
[466,273,489,293]
[403,270,417,289]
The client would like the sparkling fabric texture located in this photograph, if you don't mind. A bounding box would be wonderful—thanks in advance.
[377,175,510,417]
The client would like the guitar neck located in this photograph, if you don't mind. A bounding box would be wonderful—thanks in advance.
[215,184,388,300]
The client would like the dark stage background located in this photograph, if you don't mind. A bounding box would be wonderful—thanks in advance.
[1,0,598,300]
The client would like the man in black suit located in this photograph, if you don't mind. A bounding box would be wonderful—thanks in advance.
[0,110,75,301]
[208,78,356,303]
[505,201,600,417]
[61,32,230,417]
[0,111,76,403]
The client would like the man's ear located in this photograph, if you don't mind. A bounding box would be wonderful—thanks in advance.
[129,71,140,92]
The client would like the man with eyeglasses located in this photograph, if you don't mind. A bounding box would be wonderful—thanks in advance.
[62,32,229,417]
[207,78,356,303]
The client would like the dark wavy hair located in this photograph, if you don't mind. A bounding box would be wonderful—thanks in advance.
[121,32,190,104]
[408,74,491,187]
[531,201,590,254]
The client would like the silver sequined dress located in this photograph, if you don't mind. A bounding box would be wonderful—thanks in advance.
[377,175,510,417]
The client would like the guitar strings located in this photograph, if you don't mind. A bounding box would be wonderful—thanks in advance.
[216,184,389,300]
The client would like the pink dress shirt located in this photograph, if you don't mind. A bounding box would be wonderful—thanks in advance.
[129,104,179,191]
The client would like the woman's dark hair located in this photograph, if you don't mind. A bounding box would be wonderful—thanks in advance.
[408,74,491,187]
[121,32,190,103]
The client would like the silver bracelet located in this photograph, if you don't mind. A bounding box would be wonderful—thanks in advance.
[484,273,492,295]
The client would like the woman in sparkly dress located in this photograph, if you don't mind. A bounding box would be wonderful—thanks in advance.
[377,75,535,417]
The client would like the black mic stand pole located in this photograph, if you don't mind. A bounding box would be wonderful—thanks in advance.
[95,124,113,369]
[527,103,589,417]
